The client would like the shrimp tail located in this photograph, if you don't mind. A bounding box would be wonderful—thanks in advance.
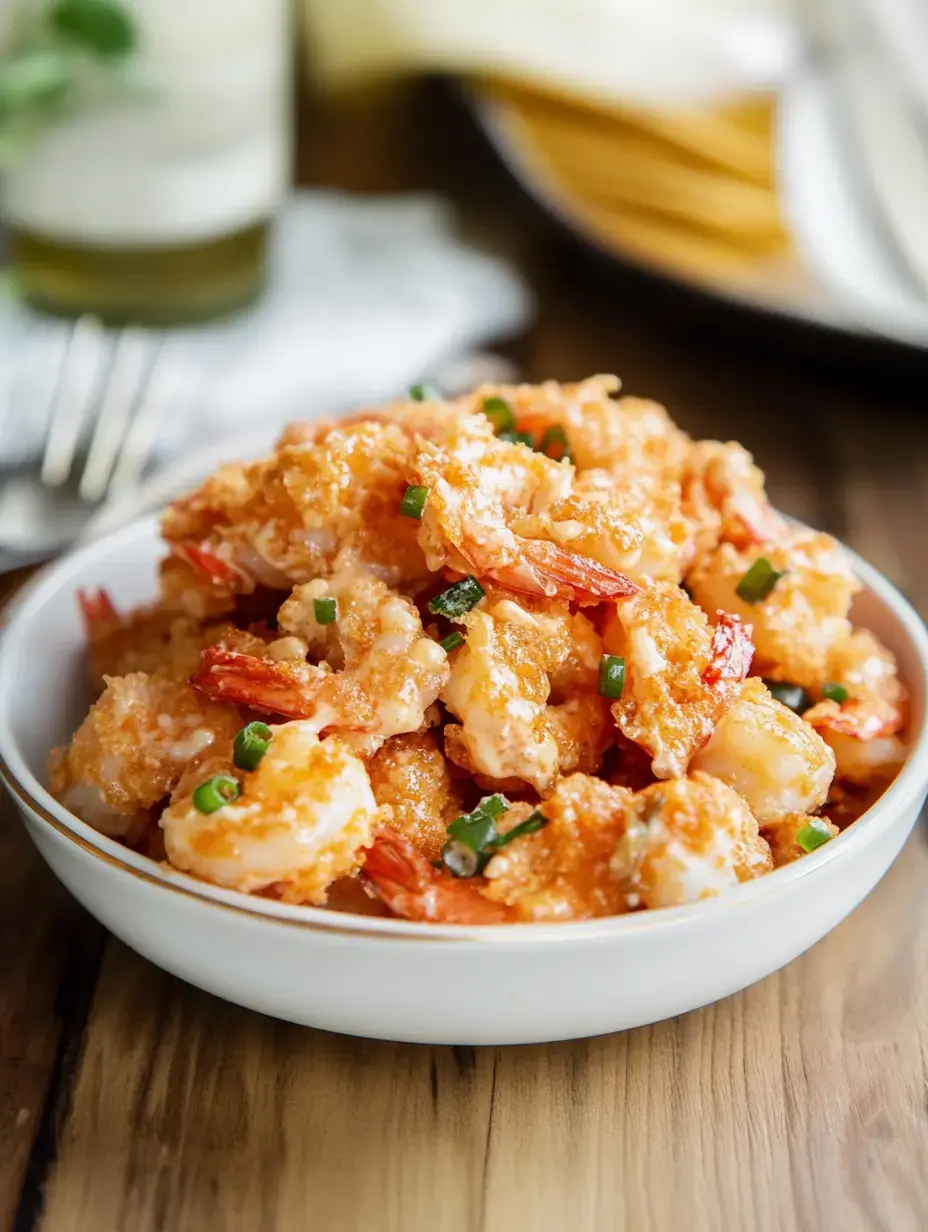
[702,612,754,686]
[515,539,640,606]
[362,829,513,924]
[191,646,317,720]
[172,543,243,588]
[805,698,903,740]
[77,587,121,637]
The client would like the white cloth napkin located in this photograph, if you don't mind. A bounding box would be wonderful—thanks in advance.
[0,189,531,473]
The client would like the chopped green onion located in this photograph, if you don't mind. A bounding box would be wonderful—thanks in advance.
[497,429,535,447]
[763,680,812,715]
[447,811,498,854]
[440,794,546,876]
[399,484,429,520]
[441,839,481,878]
[439,631,465,653]
[233,721,272,772]
[492,810,549,849]
[597,655,626,700]
[481,396,515,433]
[796,819,834,853]
[193,775,240,815]
[313,597,337,625]
[540,425,572,463]
[821,682,849,704]
[409,382,441,401]
[736,557,784,604]
[428,576,485,620]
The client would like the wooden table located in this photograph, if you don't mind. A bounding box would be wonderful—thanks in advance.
[3,86,928,1232]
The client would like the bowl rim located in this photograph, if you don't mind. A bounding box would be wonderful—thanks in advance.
[2,515,928,944]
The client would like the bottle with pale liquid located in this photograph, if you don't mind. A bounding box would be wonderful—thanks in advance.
[3,0,291,325]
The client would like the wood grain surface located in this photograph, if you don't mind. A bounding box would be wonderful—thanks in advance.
[3,85,928,1232]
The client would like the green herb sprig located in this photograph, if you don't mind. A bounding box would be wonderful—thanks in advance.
[0,0,139,164]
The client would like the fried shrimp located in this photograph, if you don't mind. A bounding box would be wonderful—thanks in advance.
[481,774,631,920]
[687,528,860,688]
[410,434,640,604]
[192,569,448,735]
[604,581,753,778]
[465,375,691,476]
[680,439,787,553]
[162,419,432,596]
[441,593,612,791]
[161,722,383,903]
[78,588,267,685]
[367,731,466,861]
[49,674,245,838]
[690,678,835,822]
[803,629,907,784]
[614,773,773,908]
[361,828,515,923]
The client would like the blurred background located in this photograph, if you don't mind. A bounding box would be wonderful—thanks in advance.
[0,0,926,576]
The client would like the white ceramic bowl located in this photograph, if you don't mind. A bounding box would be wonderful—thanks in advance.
[2,518,927,1045]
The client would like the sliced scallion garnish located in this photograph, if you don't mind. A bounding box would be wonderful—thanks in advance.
[439,631,465,653]
[440,794,547,877]
[597,655,626,700]
[821,682,849,704]
[409,383,440,402]
[193,775,240,814]
[428,576,485,620]
[736,557,784,604]
[481,395,515,433]
[314,597,337,625]
[233,721,272,772]
[540,424,572,463]
[442,840,480,878]
[796,819,833,853]
[492,810,549,849]
[399,484,429,520]
[763,680,812,715]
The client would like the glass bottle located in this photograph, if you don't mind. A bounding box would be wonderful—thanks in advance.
[3,0,291,325]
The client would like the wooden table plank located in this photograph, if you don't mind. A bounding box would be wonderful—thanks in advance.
[0,805,103,1232]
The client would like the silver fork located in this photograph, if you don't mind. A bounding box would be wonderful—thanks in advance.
[0,317,166,564]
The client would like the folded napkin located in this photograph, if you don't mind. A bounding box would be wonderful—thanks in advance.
[0,190,531,473]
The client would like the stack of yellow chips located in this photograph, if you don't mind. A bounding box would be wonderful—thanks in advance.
[479,77,790,282]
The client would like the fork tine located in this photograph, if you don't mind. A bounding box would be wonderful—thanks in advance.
[106,341,170,499]
[40,316,108,488]
[78,327,153,503]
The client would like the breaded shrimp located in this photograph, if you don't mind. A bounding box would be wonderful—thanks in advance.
[803,628,907,784]
[690,678,835,822]
[614,773,773,909]
[161,722,383,902]
[367,731,466,861]
[680,439,787,553]
[466,375,691,476]
[361,828,515,924]
[687,528,860,688]
[410,434,641,604]
[162,420,433,595]
[192,569,448,736]
[604,581,753,778]
[441,593,612,791]
[49,674,245,837]
[481,774,632,920]
[78,588,268,684]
